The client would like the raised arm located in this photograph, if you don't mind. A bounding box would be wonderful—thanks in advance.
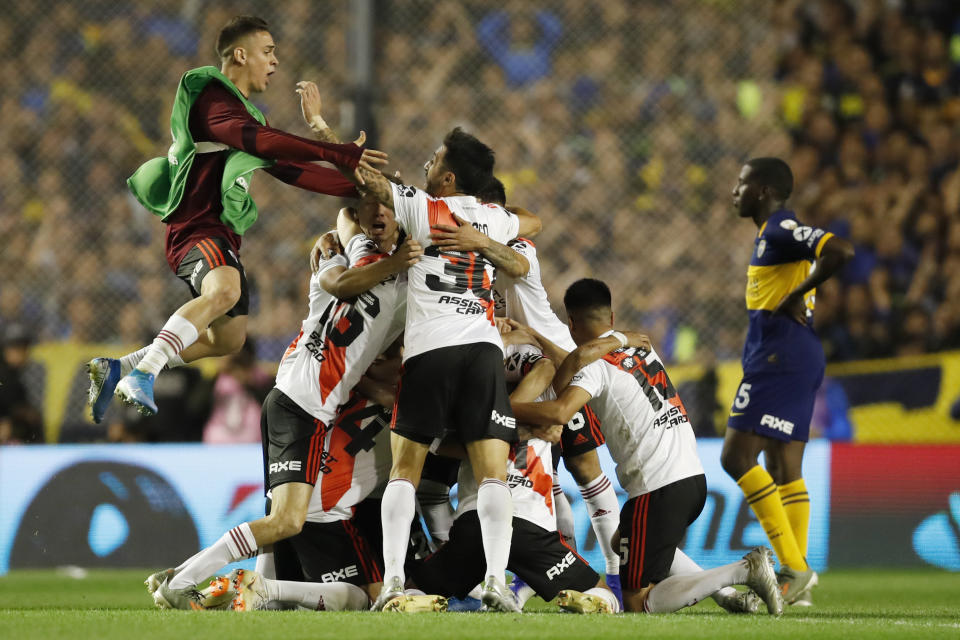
[429,212,530,278]
[319,239,421,299]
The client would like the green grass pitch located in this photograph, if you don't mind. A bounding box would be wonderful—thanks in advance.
[1,569,959,639]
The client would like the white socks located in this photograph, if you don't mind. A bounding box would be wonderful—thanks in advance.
[670,548,740,603]
[579,474,621,574]
[553,476,576,543]
[169,523,258,589]
[120,348,185,376]
[477,479,513,583]
[645,559,748,613]
[417,479,455,544]
[137,315,198,376]
[514,582,536,607]
[254,548,276,579]
[586,586,621,613]
[264,578,369,611]
[381,479,417,583]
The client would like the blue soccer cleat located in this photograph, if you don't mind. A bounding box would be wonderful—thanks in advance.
[114,369,158,416]
[87,357,121,424]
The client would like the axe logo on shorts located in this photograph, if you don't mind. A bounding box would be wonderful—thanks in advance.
[546,551,577,580]
[491,409,516,429]
[321,565,359,583]
[269,460,303,475]
[760,414,794,435]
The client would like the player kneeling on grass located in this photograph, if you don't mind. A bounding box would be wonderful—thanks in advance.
[511,279,784,615]
[407,357,619,614]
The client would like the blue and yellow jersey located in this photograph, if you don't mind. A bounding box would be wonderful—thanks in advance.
[742,209,833,373]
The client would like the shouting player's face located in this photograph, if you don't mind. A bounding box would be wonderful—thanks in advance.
[241,30,278,93]
[732,164,761,219]
[357,195,398,247]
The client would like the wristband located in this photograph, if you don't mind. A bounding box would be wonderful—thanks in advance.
[610,331,628,349]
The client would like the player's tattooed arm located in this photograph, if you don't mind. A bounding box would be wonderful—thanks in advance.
[553,332,651,390]
[355,166,395,209]
[505,206,542,238]
[512,385,592,427]
[430,213,530,277]
[774,235,855,324]
[505,319,570,363]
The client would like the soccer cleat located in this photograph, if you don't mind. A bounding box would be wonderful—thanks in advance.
[370,576,406,611]
[382,594,448,612]
[144,568,176,595]
[114,369,158,416]
[197,575,237,610]
[780,568,818,606]
[446,596,483,612]
[228,569,270,611]
[713,588,762,614]
[557,590,614,614]
[87,357,121,423]
[480,575,522,613]
[153,575,204,610]
[743,547,783,616]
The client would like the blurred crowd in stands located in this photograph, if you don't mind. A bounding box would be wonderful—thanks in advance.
[2,0,960,443]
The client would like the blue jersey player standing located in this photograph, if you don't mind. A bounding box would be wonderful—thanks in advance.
[720,158,853,607]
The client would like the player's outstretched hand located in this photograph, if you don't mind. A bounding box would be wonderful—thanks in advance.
[350,131,389,185]
[296,81,323,126]
[495,317,512,335]
[310,230,341,273]
[430,213,489,252]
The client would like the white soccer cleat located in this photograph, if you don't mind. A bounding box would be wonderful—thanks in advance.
[778,566,818,605]
[743,547,783,616]
[370,576,406,611]
[480,575,522,613]
[786,570,818,607]
[229,569,270,612]
[557,590,614,614]
[144,568,176,595]
[382,594,448,612]
[152,575,205,610]
[713,588,762,614]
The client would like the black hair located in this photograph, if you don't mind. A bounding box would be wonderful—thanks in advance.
[564,278,612,313]
[441,127,495,196]
[475,176,506,205]
[216,15,270,60]
[745,157,793,200]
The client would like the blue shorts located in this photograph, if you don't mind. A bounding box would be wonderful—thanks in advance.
[727,367,823,443]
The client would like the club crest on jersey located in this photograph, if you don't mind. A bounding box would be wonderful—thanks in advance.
[756,239,766,258]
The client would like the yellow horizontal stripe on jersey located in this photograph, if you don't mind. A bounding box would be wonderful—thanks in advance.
[745,261,813,311]
[814,231,834,257]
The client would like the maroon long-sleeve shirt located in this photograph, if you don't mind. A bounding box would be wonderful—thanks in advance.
[163,82,362,270]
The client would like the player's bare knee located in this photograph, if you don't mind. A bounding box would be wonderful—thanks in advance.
[203,283,241,314]
[720,444,750,479]
[622,585,653,613]
[270,510,305,540]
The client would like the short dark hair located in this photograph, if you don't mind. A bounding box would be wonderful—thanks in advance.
[564,278,612,313]
[746,157,793,200]
[216,15,270,60]
[441,127,495,196]
[475,176,506,205]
